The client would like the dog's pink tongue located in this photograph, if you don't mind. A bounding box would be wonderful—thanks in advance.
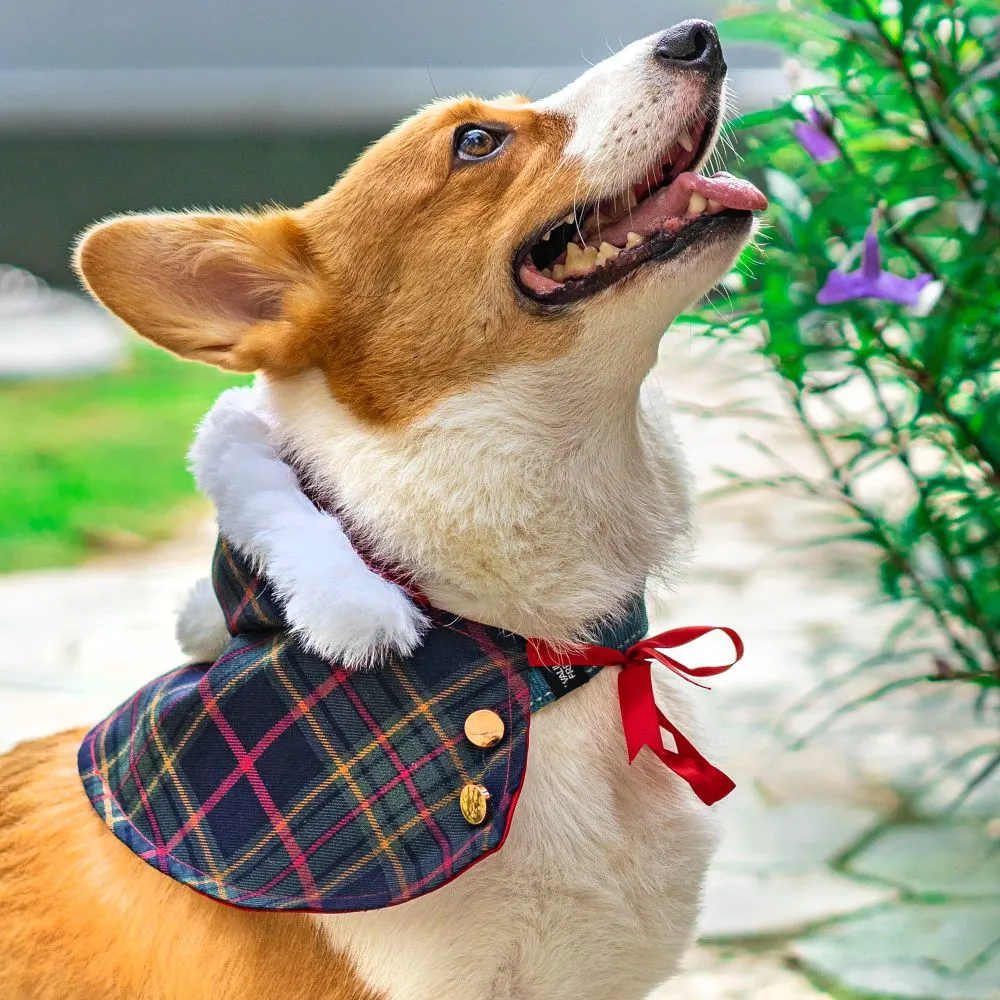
[598,171,768,247]
[693,171,768,211]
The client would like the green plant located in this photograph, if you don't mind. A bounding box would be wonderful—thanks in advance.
[695,0,999,793]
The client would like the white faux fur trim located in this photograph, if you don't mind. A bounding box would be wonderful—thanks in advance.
[176,576,230,662]
[181,385,428,668]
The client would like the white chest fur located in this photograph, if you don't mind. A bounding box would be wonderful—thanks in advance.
[318,670,719,1000]
[258,338,715,998]
[265,348,694,646]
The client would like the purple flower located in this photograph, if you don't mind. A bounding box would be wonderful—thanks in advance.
[818,225,934,306]
[794,108,840,163]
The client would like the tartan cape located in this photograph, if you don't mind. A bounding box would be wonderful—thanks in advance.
[79,537,647,913]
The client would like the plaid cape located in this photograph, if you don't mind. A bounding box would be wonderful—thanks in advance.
[79,537,647,913]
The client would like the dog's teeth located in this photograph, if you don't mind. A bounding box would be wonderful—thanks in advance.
[678,130,694,152]
[687,192,708,215]
[563,213,576,226]
[564,242,585,274]
[564,242,599,277]
[707,199,723,214]
[541,231,551,241]
[583,211,607,237]
[626,190,638,210]
[625,232,643,249]
[596,242,620,267]
[551,263,566,282]
[541,267,553,277]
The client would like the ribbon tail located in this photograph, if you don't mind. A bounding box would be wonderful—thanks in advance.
[617,661,664,764]
[655,711,736,806]
[617,663,735,807]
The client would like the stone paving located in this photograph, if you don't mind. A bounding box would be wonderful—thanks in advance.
[650,337,1000,1000]
[1,334,997,999]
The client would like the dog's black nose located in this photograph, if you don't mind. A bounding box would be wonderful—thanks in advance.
[654,20,726,76]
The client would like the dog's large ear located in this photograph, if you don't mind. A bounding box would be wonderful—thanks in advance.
[74,211,320,372]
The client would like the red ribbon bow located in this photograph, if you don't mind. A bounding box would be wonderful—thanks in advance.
[527,626,744,806]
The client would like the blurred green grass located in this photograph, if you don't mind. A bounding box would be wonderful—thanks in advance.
[0,340,247,572]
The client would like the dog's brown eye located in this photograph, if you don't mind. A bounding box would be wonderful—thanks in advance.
[455,126,502,161]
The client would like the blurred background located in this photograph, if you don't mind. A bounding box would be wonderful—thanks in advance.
[1,2,997,999]
[0,0,781,288]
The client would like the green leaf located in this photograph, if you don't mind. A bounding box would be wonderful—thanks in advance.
[898,0,924,29]
[728,105,794,131]
[944,58,1000,107]
[960,675,1000,689]
[848,129,917,152]
[931,121,1000,180]
[718,10,844,47]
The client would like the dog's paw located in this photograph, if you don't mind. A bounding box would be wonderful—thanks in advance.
[285,574,429,669]
[176,577,231,662]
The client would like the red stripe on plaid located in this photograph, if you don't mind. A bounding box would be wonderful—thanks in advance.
[197,674,321,904]
[113,643,269,805]
[227,738,458,902]
[339,680,454,868]
[99,663,191,734]
[226,585,254,633]
[162,667,348,855]
[126,692,168,868]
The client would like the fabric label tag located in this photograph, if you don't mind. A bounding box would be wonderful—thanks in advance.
[535,663,596,700]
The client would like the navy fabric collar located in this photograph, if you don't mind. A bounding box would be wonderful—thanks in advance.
[217,531,646,691]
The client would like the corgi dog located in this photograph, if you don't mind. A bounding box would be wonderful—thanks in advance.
[0,21,766,1000]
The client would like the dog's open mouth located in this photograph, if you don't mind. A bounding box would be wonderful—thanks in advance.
[515,111,767,304]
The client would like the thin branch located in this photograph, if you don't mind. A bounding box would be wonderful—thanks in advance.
[947,750,1000,811]
[788,674,932,749]
[878,338,1000,485]
[782,380,983,672]
[857,361,1000,664]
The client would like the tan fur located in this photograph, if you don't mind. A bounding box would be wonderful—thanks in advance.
[0,731,382,1000]
[75,212,321,374]
[76,98,577,426]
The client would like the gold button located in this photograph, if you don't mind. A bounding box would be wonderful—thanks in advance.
[459,783,491,825]
[464,709,505,749]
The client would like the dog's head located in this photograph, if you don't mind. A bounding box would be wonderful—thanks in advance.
[77,22,763,427]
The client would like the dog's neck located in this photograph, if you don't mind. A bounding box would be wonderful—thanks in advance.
[262,342,693,642]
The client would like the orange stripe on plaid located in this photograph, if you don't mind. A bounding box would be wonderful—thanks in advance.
[309,783,471,898]
[215,660,495,881]
[198,678,322,905]
[392,660,474,785]
[220,541,271,630]
[234,763,470,904]
[114,652,268,821]
[145,680,230,900]
[104,532,296,796]
[257,646,409,894]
